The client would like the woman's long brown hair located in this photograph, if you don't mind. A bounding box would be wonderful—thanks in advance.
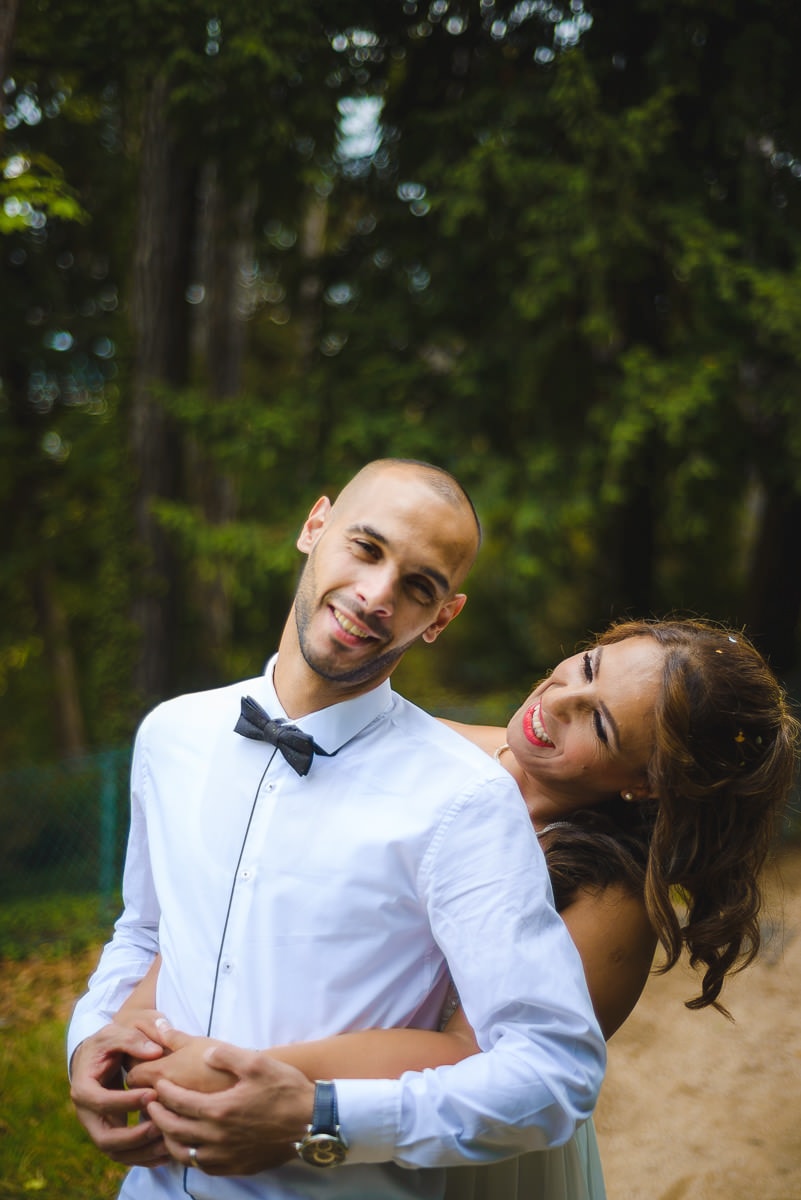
[545,618,800,1014]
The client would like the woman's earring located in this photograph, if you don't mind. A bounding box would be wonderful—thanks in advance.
[622,791,634,802]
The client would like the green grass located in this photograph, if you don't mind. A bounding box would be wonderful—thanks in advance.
[0,891,125,1198]
[0,1016,126,1200]
[0,892,119,962]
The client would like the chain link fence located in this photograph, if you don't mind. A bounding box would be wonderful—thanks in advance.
[0,747,131,903]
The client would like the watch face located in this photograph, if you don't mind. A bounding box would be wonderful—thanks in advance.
[300,1133,347,1168]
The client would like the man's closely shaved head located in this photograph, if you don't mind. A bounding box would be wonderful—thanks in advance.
[332,458,482,582]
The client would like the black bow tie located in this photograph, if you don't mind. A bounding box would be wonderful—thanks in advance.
[234,695,329,776]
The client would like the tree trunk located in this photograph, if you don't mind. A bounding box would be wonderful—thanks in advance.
[744,483,801,678]
[615,483,655,617]
[32,564,87,757]
[129,73,197,703]
[296,191,328,369]
[185,163,256,676]
[605,439,658,620]
[292,189,329,486]
[3,349,88,757]
[196,163,256,401]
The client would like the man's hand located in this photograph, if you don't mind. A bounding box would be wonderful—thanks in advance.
[146,1040,316,1175]
[116,1007,168,1073]
[70,1021,169,1167]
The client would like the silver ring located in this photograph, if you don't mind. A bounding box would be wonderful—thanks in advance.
[188,1147,199,1167]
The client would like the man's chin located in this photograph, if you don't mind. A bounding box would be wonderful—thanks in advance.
[300,642,403,687]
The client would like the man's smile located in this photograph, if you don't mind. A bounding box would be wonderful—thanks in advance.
[331,605,380,643]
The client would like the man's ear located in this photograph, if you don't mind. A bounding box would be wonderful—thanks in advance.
[297,497,332,553]
[422,593,467,644]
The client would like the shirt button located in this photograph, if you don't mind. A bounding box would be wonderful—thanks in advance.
[240,868,251,881]
[221,960,233,974]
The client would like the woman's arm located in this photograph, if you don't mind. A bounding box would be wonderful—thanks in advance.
[563,883,656,1039]
[126,882,654,1096]
[126,1004,478,1091]
[116,955,161,1027]
[280,883,655,1057]
[270,1004,478,1077]
[438,718,505,757]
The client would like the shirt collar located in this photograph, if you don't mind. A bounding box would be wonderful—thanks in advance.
[257,653,393,754]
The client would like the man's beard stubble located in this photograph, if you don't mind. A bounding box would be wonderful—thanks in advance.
[293,560,416,688]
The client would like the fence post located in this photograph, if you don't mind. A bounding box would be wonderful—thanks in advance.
[98,751,118,899]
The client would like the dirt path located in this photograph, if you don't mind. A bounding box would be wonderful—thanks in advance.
[595,843,801,1200]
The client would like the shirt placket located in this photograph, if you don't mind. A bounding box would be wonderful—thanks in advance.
[207,752,288,1036]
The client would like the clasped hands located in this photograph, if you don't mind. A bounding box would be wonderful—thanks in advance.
[70,1012,315,1175]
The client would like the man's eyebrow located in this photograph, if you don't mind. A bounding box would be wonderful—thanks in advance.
[593,648,621,750]
[348,522,388,546]
[417,564,451,594]
[347,524,451,594]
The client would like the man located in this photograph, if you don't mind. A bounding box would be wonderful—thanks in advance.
[69,458,604,1199]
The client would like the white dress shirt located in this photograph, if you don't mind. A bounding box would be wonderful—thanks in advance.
[68,658,605,1199]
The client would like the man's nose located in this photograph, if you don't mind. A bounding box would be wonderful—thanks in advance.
[356,566,397,617]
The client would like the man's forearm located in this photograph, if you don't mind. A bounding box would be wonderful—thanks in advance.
[333,1025,604,1168]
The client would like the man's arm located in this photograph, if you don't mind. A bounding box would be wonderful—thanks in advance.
[334,776,606,1166]
[68,916,164,1165]
[144,775,605,1172]
[68,729,166,1164]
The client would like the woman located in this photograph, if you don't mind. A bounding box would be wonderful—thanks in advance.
[122,618,800,1199]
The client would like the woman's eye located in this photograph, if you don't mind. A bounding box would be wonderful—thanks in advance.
[593,711,608,745]
[582,652,593,682]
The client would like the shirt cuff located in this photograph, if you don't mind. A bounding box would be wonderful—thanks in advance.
[333,1077,401,1163]
[66,1012,111,1074]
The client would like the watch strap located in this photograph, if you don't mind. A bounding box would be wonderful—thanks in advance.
[311,1080,338,1134]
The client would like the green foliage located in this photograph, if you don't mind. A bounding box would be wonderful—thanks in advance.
[3,0,801,762]
[0,153,87,233]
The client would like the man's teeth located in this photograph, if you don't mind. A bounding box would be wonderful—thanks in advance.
[334,609,371,639]
[532,705,553,745]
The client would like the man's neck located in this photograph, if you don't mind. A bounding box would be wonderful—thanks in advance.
[273,623,386,719]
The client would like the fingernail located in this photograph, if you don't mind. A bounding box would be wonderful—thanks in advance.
[154,1017,173,1032]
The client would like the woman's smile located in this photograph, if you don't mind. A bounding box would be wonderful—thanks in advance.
[522,698,554,748]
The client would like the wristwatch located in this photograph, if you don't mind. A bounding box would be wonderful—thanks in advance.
[295,1080,349,1167]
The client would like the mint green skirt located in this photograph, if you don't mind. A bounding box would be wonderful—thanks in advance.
[443,1119,606,1200]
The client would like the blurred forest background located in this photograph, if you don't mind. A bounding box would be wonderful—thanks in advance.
[4,9,801,1192]
[3,0,801,771]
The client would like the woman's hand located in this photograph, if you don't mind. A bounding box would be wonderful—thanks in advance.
[126,1023,236,1094]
